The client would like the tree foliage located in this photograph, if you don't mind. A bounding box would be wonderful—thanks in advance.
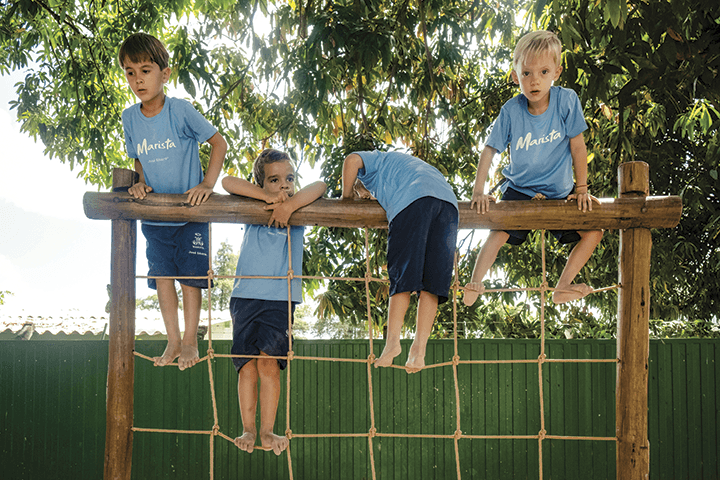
[2,0,718,337]
[0,291,12,306]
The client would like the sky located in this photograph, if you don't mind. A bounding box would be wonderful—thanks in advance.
[0,71,111,316]
[0,69,318,318]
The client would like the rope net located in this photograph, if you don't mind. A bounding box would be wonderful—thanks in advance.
[131,223,619,479]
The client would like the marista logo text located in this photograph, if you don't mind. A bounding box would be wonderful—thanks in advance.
[137,138,176,155]
[515,130,562,151]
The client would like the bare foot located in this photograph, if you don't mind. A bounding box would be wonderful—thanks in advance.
[234,431,256,453]
[405,344,427,374]
[260,431,288,456]
[463,282,485,306]
[177,344,200,371]
[153,341,181,367]
[374,342,402,368]
[552,284,594,304]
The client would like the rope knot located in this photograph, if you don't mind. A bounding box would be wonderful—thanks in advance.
[368,353,376,364]
[286,269,295,279]
[368,427,377,438]
[285,428,293,439]
[453,429,462,440]
[537,353,546,362]
[538,429,547,440]
[206,348,215,359]
[212,424,220,436]
[452,355,461,366]
[206,268,215,279]
[287,350,295,361]
[540,281,549,292]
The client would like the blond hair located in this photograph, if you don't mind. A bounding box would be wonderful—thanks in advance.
[253,149,293,187]
[512,31,562,72]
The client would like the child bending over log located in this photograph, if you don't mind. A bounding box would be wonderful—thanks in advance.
[342,149,459,373]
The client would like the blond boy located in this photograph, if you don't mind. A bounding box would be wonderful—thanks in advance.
[464,31,603,306]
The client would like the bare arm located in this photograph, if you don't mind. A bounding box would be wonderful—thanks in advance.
[185,132,228,206]
[265,181,328,228]
[223,175,327,228]
[568,133,598,212]
[128,159,153,199]
[470,146,497,214]
[341,153,365,199]
[222,176,274,202]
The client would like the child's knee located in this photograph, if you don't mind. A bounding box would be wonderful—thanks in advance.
[180,283,202,298]
[581,229,604,245]
[418,291,439,304]
[257,357,280,378]
[238,358,258,376]
[156,278,176,291]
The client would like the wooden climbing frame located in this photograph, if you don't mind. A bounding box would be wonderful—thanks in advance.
[84,162,681,480]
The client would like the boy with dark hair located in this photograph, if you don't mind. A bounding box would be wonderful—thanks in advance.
[119,32,228,370]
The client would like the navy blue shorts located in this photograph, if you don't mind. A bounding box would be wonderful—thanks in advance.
[387,197,458,304]
[141,222,214,290]
[501,186,580,245]
[230,297,294,372]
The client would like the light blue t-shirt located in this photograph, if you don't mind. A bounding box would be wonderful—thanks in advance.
[122,96,218,225]
[356,150,459,223]
[230,225,304,303]
[486,86,587,199]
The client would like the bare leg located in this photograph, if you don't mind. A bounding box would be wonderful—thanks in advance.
[405,291,439,373]
[177,284,201,370]
[257,353,288,455]
[463,231,509,306]
[154,279,182,366]
[234,359,258,453]
[553,230,604,304]
[374,292,411,368]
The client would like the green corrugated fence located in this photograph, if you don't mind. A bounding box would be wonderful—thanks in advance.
[1,339,718,479]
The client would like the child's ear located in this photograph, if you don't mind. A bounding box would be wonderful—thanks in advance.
[553,65,563,81]
[511,69,520,85]
[162,67,172,83]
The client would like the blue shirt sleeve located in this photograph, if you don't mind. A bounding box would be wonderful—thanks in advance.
[562,89,587,139]
[176,99,218,144]
[486,103,513,154]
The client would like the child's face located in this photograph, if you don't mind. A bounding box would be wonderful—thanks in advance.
[511,52,562,112]
[262,160,296,196]
[122,56,171,107]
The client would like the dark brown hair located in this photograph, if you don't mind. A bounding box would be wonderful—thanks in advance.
[118,33,170,70]
[253,149,293,187]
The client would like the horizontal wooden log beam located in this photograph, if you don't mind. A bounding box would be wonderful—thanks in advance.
[84,192,682,230]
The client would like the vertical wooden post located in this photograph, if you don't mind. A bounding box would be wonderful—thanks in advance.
[104,169,138,480]
[616,162,651,480]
